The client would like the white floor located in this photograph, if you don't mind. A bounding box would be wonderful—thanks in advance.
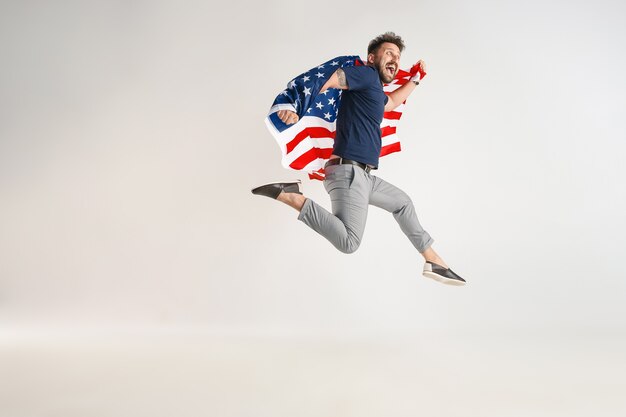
[2,328,625,417]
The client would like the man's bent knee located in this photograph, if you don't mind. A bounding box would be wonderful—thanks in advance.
[336,237,361,254]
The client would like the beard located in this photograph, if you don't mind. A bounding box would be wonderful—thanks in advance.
[376,60,396,83]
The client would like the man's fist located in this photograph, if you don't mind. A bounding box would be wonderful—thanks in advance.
[416,59,427,74]
[277,110,299,125]
[410,60,427,83]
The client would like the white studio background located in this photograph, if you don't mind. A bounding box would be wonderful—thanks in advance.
[2,1,626,416]
[1,0,625,339]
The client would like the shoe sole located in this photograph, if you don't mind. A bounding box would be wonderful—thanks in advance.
[423,271,466,286]
[251,180,302,193]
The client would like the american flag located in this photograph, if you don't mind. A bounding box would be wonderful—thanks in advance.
[265,55,425,180]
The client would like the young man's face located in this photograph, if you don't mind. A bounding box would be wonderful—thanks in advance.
[369,42,401,83]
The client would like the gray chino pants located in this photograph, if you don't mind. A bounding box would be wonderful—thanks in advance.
[297,163,434,254]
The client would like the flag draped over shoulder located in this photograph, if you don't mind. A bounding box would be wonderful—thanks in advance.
[264,55,424,180]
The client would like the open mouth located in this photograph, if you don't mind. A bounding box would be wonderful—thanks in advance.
[385,65,396,76]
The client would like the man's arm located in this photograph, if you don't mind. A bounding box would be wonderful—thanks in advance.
[384,81,417,112]
[320,68,349,92]
[278,69,348,124]
[384,60,426,112]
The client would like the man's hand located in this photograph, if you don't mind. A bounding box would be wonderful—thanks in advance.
[417,59,427,74]
[277,110,299,125]
[411,60,427,83]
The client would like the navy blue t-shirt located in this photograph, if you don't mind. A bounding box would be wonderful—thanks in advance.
[333,65,388,168]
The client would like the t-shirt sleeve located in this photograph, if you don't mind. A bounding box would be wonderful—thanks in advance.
[342,65,378,91]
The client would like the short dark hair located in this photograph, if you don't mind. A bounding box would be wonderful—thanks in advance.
[367,32,405,55]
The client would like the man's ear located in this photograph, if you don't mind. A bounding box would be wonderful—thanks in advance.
[367,53,375,64]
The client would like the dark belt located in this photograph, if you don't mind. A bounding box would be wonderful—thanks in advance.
[325,158,375,173]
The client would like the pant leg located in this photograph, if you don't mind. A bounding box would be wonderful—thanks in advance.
[368,175,434,253]
[297,164,370,254]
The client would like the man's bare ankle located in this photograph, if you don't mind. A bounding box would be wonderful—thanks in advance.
[276,191,287,203]
[276,192,305,211]
[430,258,448,269]
[424,255,448,269]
